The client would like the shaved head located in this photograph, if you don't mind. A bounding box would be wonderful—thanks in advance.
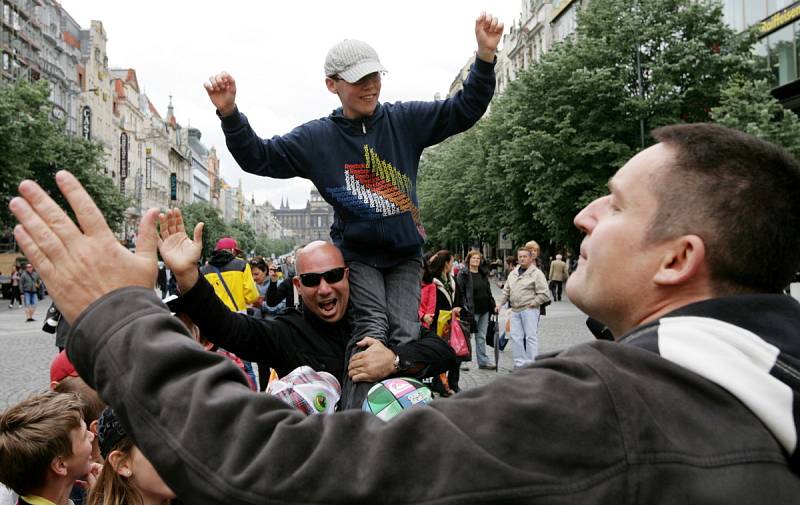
[296,241,345,274]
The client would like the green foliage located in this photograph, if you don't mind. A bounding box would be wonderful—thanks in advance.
[179,201,228,259]
[227,220,257,255]
[178,202,295,259]
[711,78,800,159]
[419,0,765,254]
[253,236,295,258]
[0,79,129,231]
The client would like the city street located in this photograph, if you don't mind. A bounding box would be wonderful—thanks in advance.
[0,285,594,410]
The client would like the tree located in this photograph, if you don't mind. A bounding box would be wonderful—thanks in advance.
[179,202,228,260]
[253,236,295,258]
[418,0,764,253]
[711,78,800,159]
[227,220,257,256]
[0,79,129,231]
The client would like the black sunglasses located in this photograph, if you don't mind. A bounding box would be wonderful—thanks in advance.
[298,267,347,287]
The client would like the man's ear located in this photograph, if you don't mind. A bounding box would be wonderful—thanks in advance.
[325,77,338,94]
[653,235,706,286]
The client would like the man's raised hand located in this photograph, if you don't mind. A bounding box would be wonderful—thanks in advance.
[203,72,237,117]
[157,208,203,292]
[475,12,504,63]
[9,171,160,323]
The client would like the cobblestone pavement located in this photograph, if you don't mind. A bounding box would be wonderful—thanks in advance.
[457,282,593,392]
[0,298,57,410]
[0,284,595,410]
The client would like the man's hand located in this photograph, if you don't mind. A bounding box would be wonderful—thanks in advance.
[204,72,237,117]
[422,313,433,325]
[9,171,159,323]
[475,12,504,63]
[157,209,203,293]
[348,337,396,383]
[75,462,103,491]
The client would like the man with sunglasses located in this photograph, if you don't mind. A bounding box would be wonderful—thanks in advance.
[205,12,503,408]
[155,209,454,400]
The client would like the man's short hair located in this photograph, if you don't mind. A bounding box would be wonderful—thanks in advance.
[648,123,800,294]
[0,391,83,495]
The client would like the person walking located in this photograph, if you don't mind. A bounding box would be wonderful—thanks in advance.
[496,247,550,368]
[19,263,40,322]
[548,254,569,301]
[456,251,497,370]
[8,264,21,308]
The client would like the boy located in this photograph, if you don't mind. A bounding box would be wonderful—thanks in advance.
[0,392,97,505]
[205,13,504,407]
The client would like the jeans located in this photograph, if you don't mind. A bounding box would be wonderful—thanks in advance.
[473,311,491,366]
[23,291,37,306]
[510,307,539,367]
[340,258,423,409]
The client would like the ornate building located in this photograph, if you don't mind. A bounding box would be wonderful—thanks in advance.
[273,189,335,244]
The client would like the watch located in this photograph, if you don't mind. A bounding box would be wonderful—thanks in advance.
[393,353,401,371]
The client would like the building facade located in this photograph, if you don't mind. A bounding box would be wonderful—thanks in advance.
[0,0,42,83]
[187,127,211,203]
[722,0,800,111]
[273,189,335,244]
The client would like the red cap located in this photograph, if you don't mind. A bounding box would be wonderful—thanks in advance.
[50,350,79,383]
[215,237,241,254]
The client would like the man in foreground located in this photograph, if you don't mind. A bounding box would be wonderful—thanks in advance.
[157,221,455,392]
[10,123,800,503]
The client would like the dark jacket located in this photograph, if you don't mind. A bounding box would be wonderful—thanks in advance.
[220,58,495,268]
[455,267,496,326]
[265,275,295,309]
[67,292,800,504]
[168,275,454,384]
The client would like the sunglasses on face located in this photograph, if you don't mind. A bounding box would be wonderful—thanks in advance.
[298,267,347,287]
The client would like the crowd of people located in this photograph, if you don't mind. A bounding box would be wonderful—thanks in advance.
[2,8,800,504]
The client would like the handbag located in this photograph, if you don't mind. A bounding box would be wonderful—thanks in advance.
[436,309,452,339]
[486,314,498,348]
[449,314,470,358]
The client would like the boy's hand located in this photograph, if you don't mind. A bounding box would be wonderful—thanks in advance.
[475,12,504,63]
[157,209,203,292]
[9,172,160,323]
[204,72,237,117]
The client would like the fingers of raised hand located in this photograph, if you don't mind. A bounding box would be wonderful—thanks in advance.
[193,222,204,245]
[55,171,112,239]
[134,208,160,260]
[12,223,55,278]
[9,195,69,266]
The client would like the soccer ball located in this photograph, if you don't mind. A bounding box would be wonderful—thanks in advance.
[362,377,433,421]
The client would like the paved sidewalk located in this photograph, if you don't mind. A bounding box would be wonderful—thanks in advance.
[0,288,595,409]
[0,298,56,409]
[457,290,593,392]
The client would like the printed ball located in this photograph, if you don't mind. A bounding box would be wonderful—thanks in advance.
[362,377,433,421]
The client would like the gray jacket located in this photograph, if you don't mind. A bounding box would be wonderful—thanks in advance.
[67,289,800,504]
[498,265,550,311]
[19,270,39,293]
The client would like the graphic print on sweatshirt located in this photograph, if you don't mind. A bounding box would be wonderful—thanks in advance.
[326,145,426,238]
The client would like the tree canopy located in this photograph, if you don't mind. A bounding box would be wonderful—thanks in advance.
[419,0,771,255]
[1,79,129,232]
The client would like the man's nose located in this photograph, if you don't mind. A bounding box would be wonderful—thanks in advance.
[574,195,607,233]
[317,278,333,295]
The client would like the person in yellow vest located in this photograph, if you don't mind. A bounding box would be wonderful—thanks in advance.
[200,237,259,313]
[200,237,260,387]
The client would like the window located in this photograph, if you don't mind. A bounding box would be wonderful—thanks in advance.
[769,23,797,85]
[2,52,8,71]
[745,0,767,27]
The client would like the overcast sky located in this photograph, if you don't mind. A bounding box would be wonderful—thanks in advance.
[60,1,522,209]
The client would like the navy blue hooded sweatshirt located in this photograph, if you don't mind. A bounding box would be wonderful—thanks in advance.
[220,57,496,268]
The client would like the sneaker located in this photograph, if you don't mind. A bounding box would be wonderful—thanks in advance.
[479,364,497,370]
[460,365,470,371]
[8,304,12,309]
[26,318,34,322]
